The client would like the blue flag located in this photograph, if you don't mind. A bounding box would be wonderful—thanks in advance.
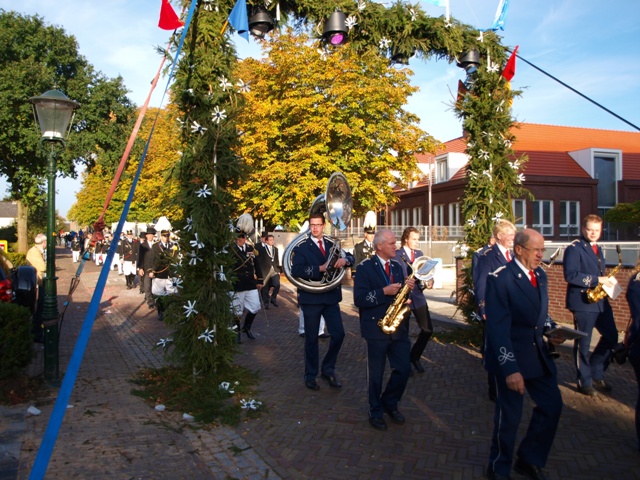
[228,0,249,41]
[424,0,447,6]
[489,0,510,31]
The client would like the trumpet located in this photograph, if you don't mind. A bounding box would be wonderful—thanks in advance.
[586,245,622,303]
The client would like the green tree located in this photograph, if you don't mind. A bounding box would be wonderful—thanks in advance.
[233,30,436,228]
[0,10,135,249]
[68,105,184,226]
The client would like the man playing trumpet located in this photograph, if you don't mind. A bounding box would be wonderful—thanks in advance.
[563,214,618,397]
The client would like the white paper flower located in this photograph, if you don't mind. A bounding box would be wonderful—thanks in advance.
[517,173,526,183]
[188,250,202,265]
[508,160,520,170]
[478,150,490,160]
[157,338,173,348]
[236,79,250,93]
[183,300,198,317]
[189,233,205,249]
[185,88,194,95]
[460,244,470,257]
[240,399,262,410]
[483,170,492,180]
[317,48,327,61]
[184,216,193,231]
[219,382,235,394]
[198,328,214,343]
[379,37,391,50]
[196,184,212,197]
[467,216,477,227]
[471,312,482,323]
[202,0,214,11]
[190,121,207,135]
[176,118,185,128]
[487,58,500,73]
[358,0,366,11]
[503,138,513,148]
[492,212,504,222]
[211,106,226,124]
[477,31,484,42]
[409,8,417,22]
[171,278,183,289]
[345,15,357,30]
[218,76,232,91]
[496,99,505,112]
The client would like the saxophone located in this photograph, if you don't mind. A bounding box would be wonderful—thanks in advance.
[586,245,622,303]
[378,256,433,333]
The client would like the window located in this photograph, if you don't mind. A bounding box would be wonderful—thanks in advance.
[412,207,422,226]
[436,159,448,183]
[433,205,445,226]
[391,210,398,226]
[595,156,616,209]
[401,208,410,227]
[512,200,526,229]
[449,203,461,226]
[532,200,553,236]
[559,201,580,237]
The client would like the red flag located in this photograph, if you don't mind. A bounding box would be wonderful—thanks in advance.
[501,45,519,81]
[456,80,468,109]
[158,0,184,30]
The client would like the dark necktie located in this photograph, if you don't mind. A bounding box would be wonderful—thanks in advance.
[318,240,325,256]
[529,270,537,287]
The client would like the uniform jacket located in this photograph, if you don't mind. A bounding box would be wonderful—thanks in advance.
[563,236,608,312]
[474,244,510,318]
[354,256,409,341]
[352,240,374,274]
[232,243,262,292]
[626,272,640,359]
[151,241,177,279]
[394,248,427,310]
[484,261,556,380]
[291,235,344,305]
[121,238,139,263]
[137,240,155,273]
[255,243,281,283]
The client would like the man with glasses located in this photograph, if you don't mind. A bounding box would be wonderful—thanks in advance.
[291,212,354,391]
[484,229,565,480]
[563,214,618,397]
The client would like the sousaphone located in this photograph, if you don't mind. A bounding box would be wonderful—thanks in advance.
[283,172,353,293]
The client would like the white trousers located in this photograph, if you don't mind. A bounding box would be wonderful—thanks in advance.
[231,289,261,316]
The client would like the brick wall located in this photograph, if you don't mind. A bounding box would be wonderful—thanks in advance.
[456,257,635,332]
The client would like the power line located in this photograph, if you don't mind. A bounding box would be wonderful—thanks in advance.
[514,52,640,132]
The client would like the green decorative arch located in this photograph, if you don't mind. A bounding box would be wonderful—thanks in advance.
[162,0,528,376]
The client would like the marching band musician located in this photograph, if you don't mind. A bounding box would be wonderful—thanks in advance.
[150,229,179,322]
[352,211,377,278]
[231,229,263,340]
[120,229,139,290]
[563,214,618,397]
[395,227,434,375]
[291,212,354,391]
[354,229,414,431]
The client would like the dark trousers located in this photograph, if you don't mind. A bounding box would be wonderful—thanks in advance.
[261,272,281,303]
[366,336,411,419]
[488,372,562,477]
[572,307,618,387]
[301,303,345,381]
[410,304,433,363]
[630,354,640,449]
[143,275,154,307]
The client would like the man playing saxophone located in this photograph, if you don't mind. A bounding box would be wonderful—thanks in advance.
[563,214,618,397]
[354,229,415,431]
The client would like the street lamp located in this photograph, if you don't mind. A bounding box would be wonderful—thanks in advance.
[29,90,79,385]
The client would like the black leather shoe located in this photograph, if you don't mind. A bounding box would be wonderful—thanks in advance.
[369,417,387,431]
[577,385,598,397]
[485,466,511,480]
[513,458,549,480]
[299,333,305,338]
[383,407,405,425]
[271,300,278,307]
[593,379,612,392]
[305,380,320,391]
[321,374,342,388]
[318,333,330,339]
[242,328,256,340]
[411,360,425,373]
[264,303,269,310]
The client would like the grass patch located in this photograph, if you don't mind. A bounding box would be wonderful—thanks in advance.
[433,323,483,350]
[130,364,262,426]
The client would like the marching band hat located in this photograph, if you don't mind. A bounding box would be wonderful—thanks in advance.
[236,231,247,238]
[145,226,157,235]
[160,229,170,236]
[364,226,375,234]
[126,229,133,235]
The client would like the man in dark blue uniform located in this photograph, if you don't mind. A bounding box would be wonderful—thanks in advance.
[395,227,433,374]
[563,214,618,396]
[626,264,640,450]
[484,229,564,480]
[355,229,414,431]
[291,212,353,391]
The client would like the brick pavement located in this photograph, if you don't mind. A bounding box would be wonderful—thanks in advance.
[2,246,639,479]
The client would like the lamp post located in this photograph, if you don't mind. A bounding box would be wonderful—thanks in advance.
[29,90,79,385]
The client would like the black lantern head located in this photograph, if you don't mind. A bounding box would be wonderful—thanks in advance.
[322,11,347,46]
[456,49,481,74]
[249,7,274,39]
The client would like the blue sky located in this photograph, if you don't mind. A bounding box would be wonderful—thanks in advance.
[3,0,639,217]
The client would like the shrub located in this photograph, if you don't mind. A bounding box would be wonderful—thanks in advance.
[0,302,33,379]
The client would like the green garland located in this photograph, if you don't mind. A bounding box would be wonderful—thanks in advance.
[156,0,526,377]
